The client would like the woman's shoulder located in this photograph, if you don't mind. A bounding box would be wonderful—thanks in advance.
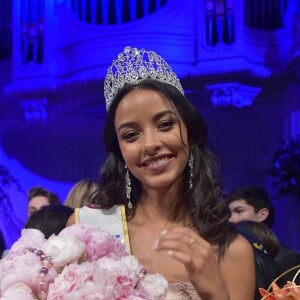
[227,234,254,257]
[222,233,255,281]
[221,234,256,300]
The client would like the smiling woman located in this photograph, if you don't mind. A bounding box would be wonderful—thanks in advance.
[114,89,189,190]
[67,46,256,299]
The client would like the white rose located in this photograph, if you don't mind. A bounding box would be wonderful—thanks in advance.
[0,283,36,300]
[139,273,168,300]
[120,255,140,271]
[42,235,85,269]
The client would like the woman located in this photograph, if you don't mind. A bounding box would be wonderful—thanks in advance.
[68,46,255,299]
[64,178,100,209]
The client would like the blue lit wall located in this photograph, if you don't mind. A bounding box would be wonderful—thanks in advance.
[0,0,300,252]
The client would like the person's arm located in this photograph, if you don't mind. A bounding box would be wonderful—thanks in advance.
[156,227,255,299]
[221,234,256,300]
[66,213,76,226]
[155,226,230,299]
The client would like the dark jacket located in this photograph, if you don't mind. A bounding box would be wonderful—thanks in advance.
[275,246,300,286]
[236,224,281,300]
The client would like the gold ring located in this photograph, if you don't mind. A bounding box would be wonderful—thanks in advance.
[189,238,194,245]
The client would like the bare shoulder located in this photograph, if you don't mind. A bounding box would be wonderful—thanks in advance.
[220,234,255,300]
[227,233,253,258]
[66,213,76,226]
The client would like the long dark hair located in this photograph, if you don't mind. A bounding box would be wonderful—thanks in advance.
[91,79,236,253]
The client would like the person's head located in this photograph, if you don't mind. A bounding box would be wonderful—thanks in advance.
[27,186,61,217]
[24,205,74,238]
[64,179,100,209]
[226,186,274,227]
[94,46,233,249]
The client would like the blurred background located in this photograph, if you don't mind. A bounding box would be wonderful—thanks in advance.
[0,0,299,251]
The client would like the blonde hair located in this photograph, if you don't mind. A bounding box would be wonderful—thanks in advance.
[64,179,100,209]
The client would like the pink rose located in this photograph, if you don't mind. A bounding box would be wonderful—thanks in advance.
[48,257,149,299]
[120,256,168,299]
[139,273,168,300]
[59,224,127,261]
[48,263,95,299]
[7,229,46,257]
[0,283,36,300]
[0,251,57,296]
[0,224,168,299]
[93,257,147,298]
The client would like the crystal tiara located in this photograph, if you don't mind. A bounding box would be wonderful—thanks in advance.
[104,46,184,110]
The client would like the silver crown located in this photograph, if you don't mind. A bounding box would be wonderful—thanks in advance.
[104,46,184,110]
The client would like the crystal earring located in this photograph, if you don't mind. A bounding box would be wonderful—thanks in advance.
[125,165,133,209]
[188,153,194,190]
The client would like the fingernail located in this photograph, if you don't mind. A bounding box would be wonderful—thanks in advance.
[160,229,167,236]
[167,250,173,256]
[153,239,159,250]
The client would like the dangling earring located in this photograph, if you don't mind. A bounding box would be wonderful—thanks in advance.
[188,153,194,190]
[125,165,133,209]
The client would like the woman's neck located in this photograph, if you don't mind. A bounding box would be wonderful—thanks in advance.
[136,186,188,224]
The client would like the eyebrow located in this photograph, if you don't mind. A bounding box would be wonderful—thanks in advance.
[232,205,246,211]
[116,110,177,133]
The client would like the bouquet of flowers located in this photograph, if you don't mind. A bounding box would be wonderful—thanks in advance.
[0,224,168,299]
[259,265,300,299]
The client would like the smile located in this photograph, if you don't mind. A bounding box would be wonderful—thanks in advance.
[141,155,173,169]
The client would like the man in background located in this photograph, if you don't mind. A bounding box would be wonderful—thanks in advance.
[226,185,300,285]
[27,186,61,217]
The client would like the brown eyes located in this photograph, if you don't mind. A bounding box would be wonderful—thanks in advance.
[158,119,175,130]
[122,131,138,140]
[121,119,176,141]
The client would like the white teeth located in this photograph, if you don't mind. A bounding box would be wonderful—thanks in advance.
[146,157,169,167]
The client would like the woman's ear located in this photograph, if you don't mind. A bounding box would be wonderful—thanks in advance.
[257,208,270,222]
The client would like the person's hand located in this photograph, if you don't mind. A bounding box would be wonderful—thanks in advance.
[154,226,229,300]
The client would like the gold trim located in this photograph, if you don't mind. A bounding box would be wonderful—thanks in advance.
[120,205,131,253]
[75,207,80,224]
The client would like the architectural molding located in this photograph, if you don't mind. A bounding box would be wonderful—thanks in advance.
[19,98,48,123]
[206,82,261,108]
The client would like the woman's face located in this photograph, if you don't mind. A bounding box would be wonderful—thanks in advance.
[114,88,189,190]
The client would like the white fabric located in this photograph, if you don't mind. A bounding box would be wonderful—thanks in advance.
[78,205,126,246]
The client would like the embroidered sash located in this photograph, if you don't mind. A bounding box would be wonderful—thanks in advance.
[75,205,131,253]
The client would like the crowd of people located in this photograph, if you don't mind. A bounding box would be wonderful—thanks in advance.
[1,46,299,299]
[226,185,300,288]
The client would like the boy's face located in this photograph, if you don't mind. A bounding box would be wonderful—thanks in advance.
[28,196,50,217]
[228,199,268,224]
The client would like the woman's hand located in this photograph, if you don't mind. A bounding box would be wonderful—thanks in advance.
[154,226,229,300]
